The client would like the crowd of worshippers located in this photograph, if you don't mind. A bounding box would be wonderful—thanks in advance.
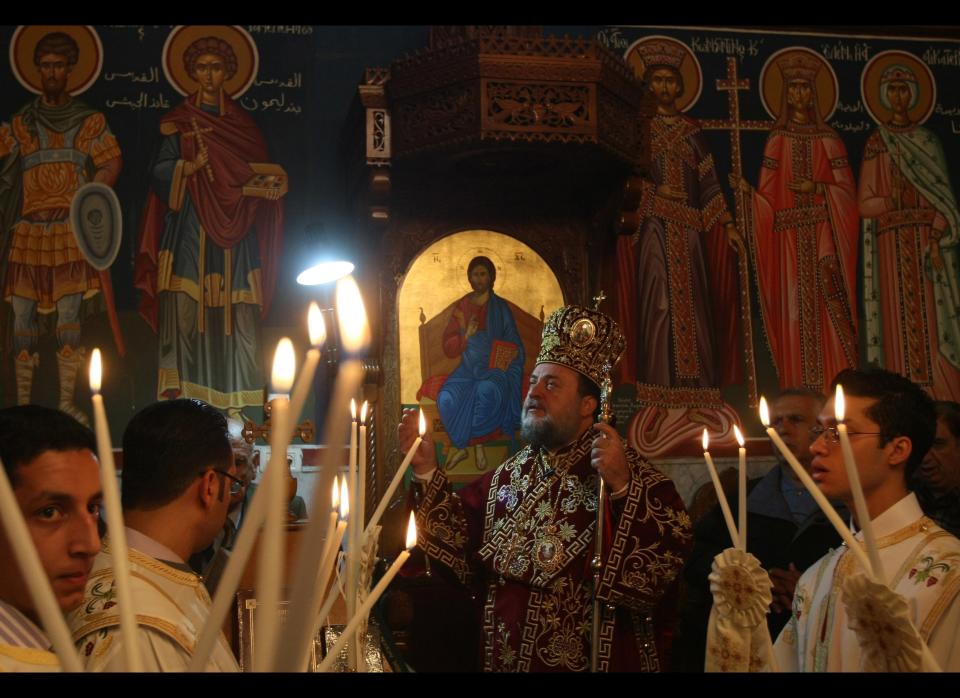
[1,311,960,672]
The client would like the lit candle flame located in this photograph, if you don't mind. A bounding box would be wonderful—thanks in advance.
[89,348,103,394]
[308,303,326,348]
[419,408,426,437]
[272,338,296,394]
[702,428,709,452]
[335,275,370,354]
[405,511,417,550]
[331,477,339,511]
[360,400,369,423]
[733,425,745,448]
[835,384,846,422]
[759,396,770,427]
[339,476,349,519]
[350,398,357,420]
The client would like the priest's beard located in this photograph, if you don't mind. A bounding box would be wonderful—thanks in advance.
[520,401,582,451]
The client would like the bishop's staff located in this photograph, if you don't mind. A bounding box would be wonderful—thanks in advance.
[590,359,615,673]
[588,291,620,673]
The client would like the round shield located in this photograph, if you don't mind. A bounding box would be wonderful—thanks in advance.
[70,182,122,271]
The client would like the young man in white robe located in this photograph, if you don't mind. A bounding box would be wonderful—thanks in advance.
[773,367,960,671]
[68,399,241,671]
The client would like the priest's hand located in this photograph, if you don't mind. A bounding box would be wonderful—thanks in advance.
[399,407,438,476]
[591,422,630,493]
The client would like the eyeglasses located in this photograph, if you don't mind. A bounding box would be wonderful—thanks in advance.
[809,425,883,445]
[212,469,245,496]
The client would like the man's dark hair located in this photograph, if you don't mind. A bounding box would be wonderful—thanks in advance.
[0,405,96,487]
[121,399,231,510]
[467,256,496,287]
[829,368,936,483]
[934,401,960,440]
[34,32,79,66]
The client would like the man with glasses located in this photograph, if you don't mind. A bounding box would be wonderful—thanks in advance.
[68,399,240,671]
[773,368,960,671]
[676,388,846,671]
[189,418,255,590]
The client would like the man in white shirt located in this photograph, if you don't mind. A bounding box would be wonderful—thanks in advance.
[773,367,960,671]
[68,399,240,671]
[0,406,102,671]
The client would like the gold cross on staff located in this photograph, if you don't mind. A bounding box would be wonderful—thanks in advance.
[700,57,773,180]
[182,117,216,182]
[591,290,606,311]
[699,56,769,408]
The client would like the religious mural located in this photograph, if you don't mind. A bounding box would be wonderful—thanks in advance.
[398,230,564,482]
[0,24,315,436]
[0,26,124,427]
[134,26,286,417]
[603,26,960,458]
[1,25,959,459]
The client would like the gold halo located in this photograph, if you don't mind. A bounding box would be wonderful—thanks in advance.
[455,246,507,290]
[161,25,258,99]
[9,25,103,96]
[861,50,935,127]
[760,47,839,122]
[624,35,702,113]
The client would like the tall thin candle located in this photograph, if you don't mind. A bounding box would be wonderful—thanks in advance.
[733,425,747,553]
[834,385,884,580]
[253,338,295,671]
[89,349,143,672]
[702,429,740,549]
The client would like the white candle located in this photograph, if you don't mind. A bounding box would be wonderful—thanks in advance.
[253,338,295,672]
[834,385,884,580]
[275,275,369,672]
[0,458,83,671]
[702,429,741,549]
[365,408,425,539]
[759,396,874,577]
[89,349,143,672]
[287,303,326,433]
[355,401,369,673]
[279,478,347,671]
[317,513,416,672]
[346,399,360,671]
[358,400,368,536]
[733,425,747,553]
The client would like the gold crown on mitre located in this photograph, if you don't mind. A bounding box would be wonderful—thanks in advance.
[635,39,686,70]
[881,64,918,84]
[536,303,626,388]
[777,53,821,82]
